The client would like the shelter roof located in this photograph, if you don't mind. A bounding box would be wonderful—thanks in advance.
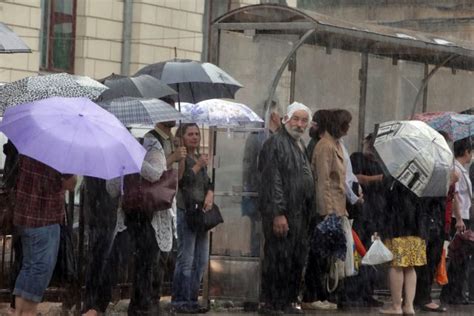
[213,4,474,71]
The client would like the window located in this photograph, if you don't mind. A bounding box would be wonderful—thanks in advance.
[40,0,77,73]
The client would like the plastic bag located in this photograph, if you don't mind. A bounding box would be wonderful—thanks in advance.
[435,248,448,285]
[361,239,393,265]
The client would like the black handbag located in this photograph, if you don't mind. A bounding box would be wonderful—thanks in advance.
[185,201,223,232]
[52,224,78,284]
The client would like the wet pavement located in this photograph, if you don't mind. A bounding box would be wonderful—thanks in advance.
[1,300,473,316]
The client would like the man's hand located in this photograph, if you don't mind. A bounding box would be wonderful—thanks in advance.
[455,218,466,233]
[273,215,289,237]
[172,146,187,162]
[356,192,364,205]
[62,175,77,191]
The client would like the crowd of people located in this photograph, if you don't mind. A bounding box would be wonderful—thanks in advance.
[3,97,474,316]
[4,97,214,316]
[253,101,474,315]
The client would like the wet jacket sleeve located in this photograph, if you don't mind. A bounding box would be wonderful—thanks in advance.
[315,142,335,215]
[266,142,287,218]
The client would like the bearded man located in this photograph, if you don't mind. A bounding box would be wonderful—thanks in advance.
[258,102,315,315]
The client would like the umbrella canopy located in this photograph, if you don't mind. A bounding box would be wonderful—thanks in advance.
[0,22,31,53]
[374,120,453,197]
[412,111,474,141]
[0,97,145,180]
[135,59,243,103]
[178,99,263,126]
[0,73,108,114]
[98,74,177,102]
[99,97,186,126]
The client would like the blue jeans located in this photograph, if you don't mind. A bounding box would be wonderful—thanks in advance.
[171,208,209,308]
[13,224,60,303]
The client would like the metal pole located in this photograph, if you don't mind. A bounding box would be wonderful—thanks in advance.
[289,53,297,103]
[358,52,369,151]
[121,0,133,76]
[422,63,429,113]
[264,28,316,129]
[411,55,458,117]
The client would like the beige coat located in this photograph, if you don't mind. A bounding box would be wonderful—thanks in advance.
[312,134,348,217]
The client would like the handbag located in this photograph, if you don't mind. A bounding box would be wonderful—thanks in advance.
[122,169,178,212]
[185,201,223,232]
[52,224,78,284]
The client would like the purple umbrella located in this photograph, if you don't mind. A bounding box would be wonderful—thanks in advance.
[0,97,145,180]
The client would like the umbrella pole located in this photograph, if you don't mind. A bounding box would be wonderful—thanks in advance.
[177,83,183,147]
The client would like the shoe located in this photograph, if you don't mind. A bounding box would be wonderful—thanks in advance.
[322,301,338,309]
[170,306,199,314]
[301,301,331,310]
[258,305,283,315]
[283,305,304,314]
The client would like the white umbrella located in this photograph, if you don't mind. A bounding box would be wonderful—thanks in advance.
[177,99,263,126]
[374,120,453,197]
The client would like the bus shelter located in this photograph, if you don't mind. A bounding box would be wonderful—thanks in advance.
[206,4,474,303]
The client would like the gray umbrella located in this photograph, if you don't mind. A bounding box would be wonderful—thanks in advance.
[98,74,177,102]
[99,97,186,126]
[0,73,108,114]
[0,22,31,53]
[135,59,243,103]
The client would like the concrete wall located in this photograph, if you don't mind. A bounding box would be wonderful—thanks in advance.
[75,0,124,79]
[128,0,205,75]
[0,0,41,82]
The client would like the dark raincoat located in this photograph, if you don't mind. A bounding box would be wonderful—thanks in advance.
[257,127,315,309]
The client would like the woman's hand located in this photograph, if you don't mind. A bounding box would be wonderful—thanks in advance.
[197,154,209,168]
[203,190,214,212]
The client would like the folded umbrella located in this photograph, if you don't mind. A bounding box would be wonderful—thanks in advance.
[412,111,474,141]
[0,73,108,114]
[312,214,347,260]
[98,74,177,102]
[374,120,453,197]
[99,97,186,126]
[0,97,145,180]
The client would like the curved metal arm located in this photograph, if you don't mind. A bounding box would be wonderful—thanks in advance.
[411,54,458,117]
[264,28,317,130]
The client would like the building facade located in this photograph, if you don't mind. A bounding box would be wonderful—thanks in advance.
[0,0,473,82]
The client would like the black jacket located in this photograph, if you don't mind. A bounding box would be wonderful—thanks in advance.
[258,128,315,220]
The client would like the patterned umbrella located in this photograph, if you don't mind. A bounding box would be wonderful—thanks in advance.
[178,99,263,126]
[135,59,243,103]
[98,74,177,102]
[0,73,108,114]
[374,120,453,197]
[412,111,474,141]
[99,97,186,126]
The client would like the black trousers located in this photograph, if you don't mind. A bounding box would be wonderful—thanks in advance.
[440,220,473,303]
[152,249,170,303]
[261,214,308,309]
[414,228,444,306]
[126,212,159,315]
[303,216,329,303]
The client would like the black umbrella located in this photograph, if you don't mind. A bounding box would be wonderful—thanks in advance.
[98,74,177,102]
[134,59,243,103]
[0,22,31,53]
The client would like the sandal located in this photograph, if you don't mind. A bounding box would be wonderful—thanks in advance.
[420,305,447,313]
